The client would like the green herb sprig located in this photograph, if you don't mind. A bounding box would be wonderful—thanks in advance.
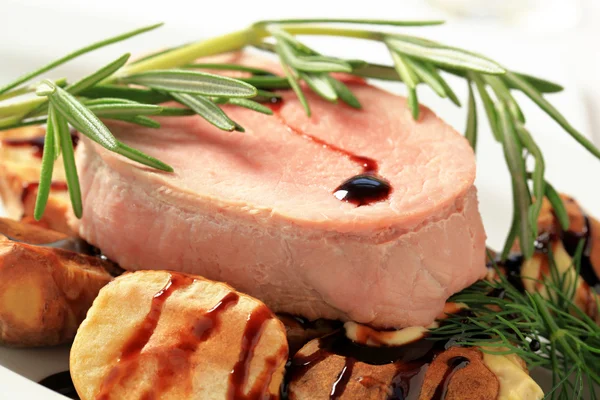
[432,250,600,400]
[0,19,598,260]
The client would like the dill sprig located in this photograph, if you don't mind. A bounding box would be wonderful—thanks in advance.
[0,19,598,259]
[432,250,600,400]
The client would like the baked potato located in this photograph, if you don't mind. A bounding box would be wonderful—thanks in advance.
[70,270,288,400]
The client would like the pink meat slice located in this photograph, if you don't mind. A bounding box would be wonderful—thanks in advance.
[71,54,487,328]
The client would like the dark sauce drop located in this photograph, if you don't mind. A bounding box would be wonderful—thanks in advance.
[333,174,392,206]
[268,96,284,108]
[39,371,79,399]
[562,215,599,293]
[267,99,391,207]
[2,130,79,158]
[529,339,541,352]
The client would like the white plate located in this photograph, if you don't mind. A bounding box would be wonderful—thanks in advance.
[1,2,599,398]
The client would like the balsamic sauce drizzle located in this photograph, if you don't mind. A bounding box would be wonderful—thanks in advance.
[38,371,79,399]
[139,291,240,399]
[330,358,356,400]
[268,99,392,207]
[88,273,279,400]
[285,330,455,400]
[228,305,276,400]
[2,131,79,158]
[21,181,68,203]
[96,274,195,400]
[2,136,46,157]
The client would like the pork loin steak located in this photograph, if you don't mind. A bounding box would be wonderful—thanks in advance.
[72,57,486,328]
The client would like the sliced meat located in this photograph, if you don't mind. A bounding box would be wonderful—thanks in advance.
[70,54,486,328]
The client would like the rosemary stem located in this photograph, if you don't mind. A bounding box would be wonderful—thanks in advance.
[279,26,382,41]
[0,78,67,103]
[0,98,47,119]
[115,27,259,78]
[0,86,33,102]
[0,115,26,129]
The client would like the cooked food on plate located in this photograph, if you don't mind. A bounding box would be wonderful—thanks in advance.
[0,17,598,400]
[71,270,288,400]
[0,218,114,346]
[71,52,486,329]
[0,126,74,234]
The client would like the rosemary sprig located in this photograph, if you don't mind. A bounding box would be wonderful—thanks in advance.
[0,18,598,264]
[432,251,600,400]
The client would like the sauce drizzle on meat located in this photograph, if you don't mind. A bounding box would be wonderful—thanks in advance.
[268,100,391,207]
[333,174,392,207]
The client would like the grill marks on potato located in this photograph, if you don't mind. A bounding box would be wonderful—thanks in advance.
[95,274,195,399]
[93,273,283,400]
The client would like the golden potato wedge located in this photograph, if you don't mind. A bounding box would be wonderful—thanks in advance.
[0,126,74,234]
[71,270,288,400]
[0,218,114,347]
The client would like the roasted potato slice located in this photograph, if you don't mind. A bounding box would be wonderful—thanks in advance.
[0,218,114,346]
[0,126,74,234]
[287,324,542,400]
[71,270,288,400]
